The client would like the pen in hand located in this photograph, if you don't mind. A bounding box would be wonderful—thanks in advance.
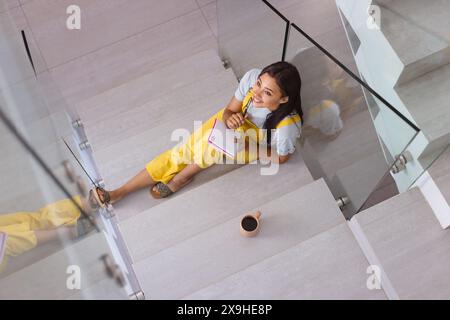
[226,111,248,129]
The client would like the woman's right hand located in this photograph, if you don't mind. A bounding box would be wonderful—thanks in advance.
[226,113,246,129]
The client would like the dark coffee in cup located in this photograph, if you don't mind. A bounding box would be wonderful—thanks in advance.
[241,216,258,231]
[240,211,261,237]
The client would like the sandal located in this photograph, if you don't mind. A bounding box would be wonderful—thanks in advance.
[150,182,173,199]
[89,187,110,209]
[150,178,193,199]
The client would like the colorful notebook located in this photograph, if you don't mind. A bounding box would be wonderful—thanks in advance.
[207,118,242,158]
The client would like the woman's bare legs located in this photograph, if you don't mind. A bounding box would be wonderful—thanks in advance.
[35,227,78,244]
[99,164,205,203]
[152,163,205,194]
[103,169,156,204]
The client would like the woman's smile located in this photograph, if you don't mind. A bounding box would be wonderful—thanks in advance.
[253,96,263,104]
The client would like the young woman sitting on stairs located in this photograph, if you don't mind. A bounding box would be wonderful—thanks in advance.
[90,61,303,206]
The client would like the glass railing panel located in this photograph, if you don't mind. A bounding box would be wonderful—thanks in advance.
[0,7,36,86]
[273,0,450,107]
[277,0,450,195]
[217,0,289,79]
[0,6,85,216]
[267,0,360,75]
[0,106,128,300]
[0,2,91,189]
[0,1,128,299]
[336,0,450,91]
[286,23,419,218]
[335,0,450,192]
[388,135,450,195]
[216,0,428,216]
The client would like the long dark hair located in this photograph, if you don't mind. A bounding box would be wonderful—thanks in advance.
[260,61,303,145]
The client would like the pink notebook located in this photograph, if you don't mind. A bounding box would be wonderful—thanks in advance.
[207,118,242,158]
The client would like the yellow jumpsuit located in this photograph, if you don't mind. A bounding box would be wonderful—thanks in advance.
[145,90,301,184]
[0,196,82,270]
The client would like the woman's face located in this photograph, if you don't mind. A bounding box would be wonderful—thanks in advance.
[252,73,289,111]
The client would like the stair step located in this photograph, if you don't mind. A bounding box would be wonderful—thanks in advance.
[76,49,227,131]
[87,68,236,157]
[352,187,450,299]
[0,232,120,300]
[185,223,386,300]
[48,10,216,106]
[396,63,450,144]
[20,0,199,70]
[428,147,450,208]
[119,145,313,264]
[109,161,243,223]
[374,0,450,85]
[131,179,342,299]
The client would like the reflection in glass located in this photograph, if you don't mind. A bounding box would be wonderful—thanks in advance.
[0,194,95,272]
[286,27,418,218]
[0,1,127,299]
[0,108,95,273]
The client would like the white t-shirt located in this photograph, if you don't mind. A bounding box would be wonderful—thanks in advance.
[234,69,301,156]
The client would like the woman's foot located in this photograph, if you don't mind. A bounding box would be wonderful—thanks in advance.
[104,189,125,204]
[150,177,193,199]
[89,187,118,209]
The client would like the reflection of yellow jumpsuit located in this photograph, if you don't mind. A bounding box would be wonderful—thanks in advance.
[146,90,301,184]
[0,196,82,268]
